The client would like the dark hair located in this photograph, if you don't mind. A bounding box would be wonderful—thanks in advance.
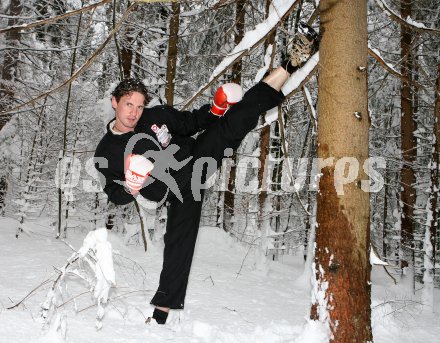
[111,78,151,105]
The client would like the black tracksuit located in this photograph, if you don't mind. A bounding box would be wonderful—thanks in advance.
[94,82,284,309]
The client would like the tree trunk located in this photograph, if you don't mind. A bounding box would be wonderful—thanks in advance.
[0,0,22,118]
[257,0,275,229]
[57,11,83,238]
[425,61,440,289]
[383,169,389,259]
[165,1,180,106]
[301,122,315,260]
[223,0,246,231]
[0,0,22,209]
[223,152,237,231]
[113,0,124,79]
[134,31,144,77]
[257,125,270,217]
[399,0,416,268]
[121,26,135,79]
[311,0,372,341]
[269,109,284,255]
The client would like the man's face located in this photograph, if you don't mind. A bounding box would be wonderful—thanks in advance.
[112,91,145,133]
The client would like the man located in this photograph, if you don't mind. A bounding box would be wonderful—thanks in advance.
[95,23,318,324]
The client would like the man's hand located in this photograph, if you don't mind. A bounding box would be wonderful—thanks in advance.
[124,154,154,195]
[210,83,243,116]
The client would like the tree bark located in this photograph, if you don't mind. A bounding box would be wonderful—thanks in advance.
[0,0,22,119]
[399,0,416,268]
[382,169,389,259]
[0,0,22,210]
[223,0,246,230]
[113,0,124,79]
[257,0,275,228]
[258,125,270,217]
[121,26,135,79]
[311,0,372,341]
[426,61,440,286]
[165,1,180,106]
[57,11,83,238]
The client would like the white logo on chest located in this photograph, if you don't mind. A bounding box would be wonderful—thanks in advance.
[151,124,172,147]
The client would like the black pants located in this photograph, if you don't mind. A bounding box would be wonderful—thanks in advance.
[150,82,283,309]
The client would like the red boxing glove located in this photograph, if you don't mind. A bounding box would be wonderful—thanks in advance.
[124,154,154,195]
[210,83,243,116]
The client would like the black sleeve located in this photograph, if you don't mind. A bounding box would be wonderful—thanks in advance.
[94,154,134,206]
[140,104,216,136]
[103,178,134,205]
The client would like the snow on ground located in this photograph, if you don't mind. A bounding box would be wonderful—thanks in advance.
[0,216,439,342]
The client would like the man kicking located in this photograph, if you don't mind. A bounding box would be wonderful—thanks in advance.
[94,23,318,324]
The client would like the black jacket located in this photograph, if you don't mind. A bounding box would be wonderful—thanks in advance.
[95,82,284,206]
[94,104,214,205]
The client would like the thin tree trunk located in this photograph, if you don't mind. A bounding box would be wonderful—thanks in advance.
[399,0,416,269]
[94,193,100,229]
[223,152,237,231]
[0,0,22,209]
[134,31,144,77]
[134,201,148,252]
[0,0,21,118]
[165,1,180,106]
[223,0,246,231]
[57,10,83,238]
[16,98,49,237]
[425,61,440,289]
[150,1,180,240]
[121,25,134,79]
[383,169,389,259]
[270,109,284,244]
[106,213,115,230]
[257,0,275,229]
[258,125,270,216]
[311,0,372,340]
[113,0,124,79]
[300,121,314,260]
[230,0,246,84]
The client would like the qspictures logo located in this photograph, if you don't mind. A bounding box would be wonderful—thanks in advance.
[55,132,387,210]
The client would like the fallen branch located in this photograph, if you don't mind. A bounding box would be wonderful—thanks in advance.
[41,228,116,333]
[6,278,53,310]
[77,289,151,313]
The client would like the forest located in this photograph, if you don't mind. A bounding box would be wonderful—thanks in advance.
[0,0,439,342]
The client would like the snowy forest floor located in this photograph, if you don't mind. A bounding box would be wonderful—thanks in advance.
[0,216,439,343]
